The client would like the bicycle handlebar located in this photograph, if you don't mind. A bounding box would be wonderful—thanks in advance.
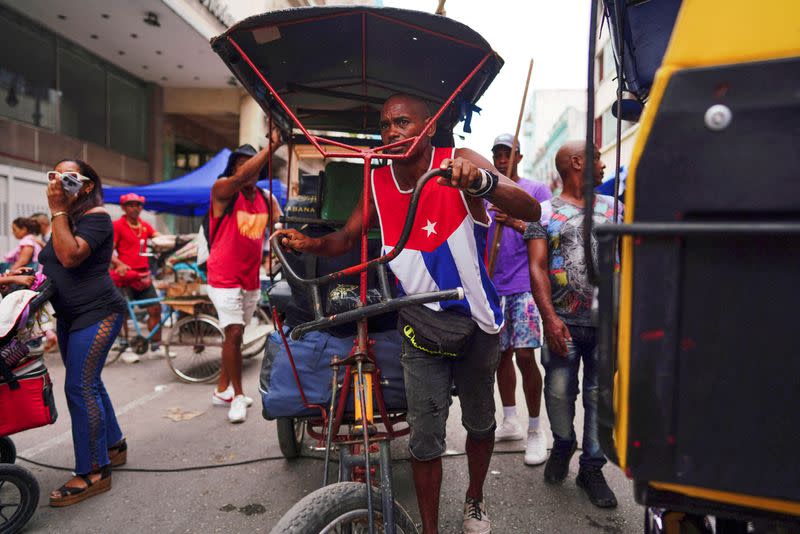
[270,166,477,337]
[290,288,464,340]
[270,167,453,289]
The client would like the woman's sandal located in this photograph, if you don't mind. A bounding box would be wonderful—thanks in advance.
[49,465,112,507]
[108,439,127,467]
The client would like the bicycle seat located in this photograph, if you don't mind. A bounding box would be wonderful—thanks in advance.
[267,280,294,314]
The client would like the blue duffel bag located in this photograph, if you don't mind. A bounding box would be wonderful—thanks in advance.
[260,327,406,420]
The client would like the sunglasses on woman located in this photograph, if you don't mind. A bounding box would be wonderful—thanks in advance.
[46,171,91,183]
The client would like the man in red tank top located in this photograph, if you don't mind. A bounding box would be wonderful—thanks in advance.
[274,95,541,534]
[207,134,282,424]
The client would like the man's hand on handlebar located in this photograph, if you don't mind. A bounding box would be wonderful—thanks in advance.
[437,157,482,190]
[271,228,318,255]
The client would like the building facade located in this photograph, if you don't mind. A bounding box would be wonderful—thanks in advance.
[520,89,585,181]
[0,0,373,247]
[593,26,638,173]
[528,105,586,190]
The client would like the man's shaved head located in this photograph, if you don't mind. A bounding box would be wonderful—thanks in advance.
[383,94,432,119]
[555,140,586,178]
[555,139,605,187]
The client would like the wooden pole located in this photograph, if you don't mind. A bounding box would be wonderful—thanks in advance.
[487,59,533,277]
[435,0,447,16]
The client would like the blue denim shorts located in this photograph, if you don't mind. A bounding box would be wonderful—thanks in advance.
[400,328,500,461]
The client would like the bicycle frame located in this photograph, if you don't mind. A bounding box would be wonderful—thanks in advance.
[123,296,170,341]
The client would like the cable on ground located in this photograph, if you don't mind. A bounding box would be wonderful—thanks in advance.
[17,446,581,474]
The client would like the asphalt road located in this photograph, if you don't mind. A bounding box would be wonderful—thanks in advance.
[10,345,643,533]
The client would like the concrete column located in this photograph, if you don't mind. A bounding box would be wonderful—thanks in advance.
[238,95,266,148]
[147,84,165,182]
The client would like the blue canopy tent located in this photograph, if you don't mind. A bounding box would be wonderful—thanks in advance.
[104,148,287,216]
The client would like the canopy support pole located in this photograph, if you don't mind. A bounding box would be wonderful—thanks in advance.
[488,59,533,276]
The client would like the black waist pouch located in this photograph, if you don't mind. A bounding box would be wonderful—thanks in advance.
[398,305,476,359]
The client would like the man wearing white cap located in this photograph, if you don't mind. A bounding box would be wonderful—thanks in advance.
[487,134,552,466]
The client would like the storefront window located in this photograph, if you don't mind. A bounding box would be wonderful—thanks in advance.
[58,47,107,146]
[0,13,58,129]
[0,7,149,159]
[109,74,147,159]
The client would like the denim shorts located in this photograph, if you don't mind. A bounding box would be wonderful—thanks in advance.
[400,328,500,461]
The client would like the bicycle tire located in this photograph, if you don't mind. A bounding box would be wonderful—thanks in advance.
[165,315,224,383]
[270,482,418,534]
[0,464,39,534]
[0,438,15,464]
[276,418,305,460]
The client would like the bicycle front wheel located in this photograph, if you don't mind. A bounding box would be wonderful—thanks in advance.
[269,482,418,534]
[165,314,224,383]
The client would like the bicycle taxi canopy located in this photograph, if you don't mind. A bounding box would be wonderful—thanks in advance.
[211,6,503,146]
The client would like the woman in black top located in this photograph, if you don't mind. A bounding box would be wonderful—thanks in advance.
[39,159,128,507]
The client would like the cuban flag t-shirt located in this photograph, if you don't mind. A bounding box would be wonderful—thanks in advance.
[371,147,503,334]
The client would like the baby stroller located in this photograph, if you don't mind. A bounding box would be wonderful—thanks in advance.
[0,280,57,533]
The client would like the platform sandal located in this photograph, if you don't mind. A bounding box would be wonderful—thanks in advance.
[49,465,112,507]
[108,438,127,467]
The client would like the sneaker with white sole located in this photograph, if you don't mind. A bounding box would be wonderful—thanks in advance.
[228,395,249,423]
[121,351,140,364]
[213,386,253,407]
[524,429,548,465]
[462,497,491,534]
[150,344,176,359]
[494,416,524,442]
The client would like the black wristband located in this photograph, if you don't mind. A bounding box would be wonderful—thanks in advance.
[466,169,499,198]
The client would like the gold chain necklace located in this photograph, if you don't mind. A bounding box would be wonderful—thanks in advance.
[126,218,143,238]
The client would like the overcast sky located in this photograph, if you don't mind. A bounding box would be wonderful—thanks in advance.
[381,0,591,155]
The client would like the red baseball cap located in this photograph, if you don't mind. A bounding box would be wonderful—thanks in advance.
[120,193,146,205]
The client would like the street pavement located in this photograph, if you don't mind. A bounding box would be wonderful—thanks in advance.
[10,346,643,533]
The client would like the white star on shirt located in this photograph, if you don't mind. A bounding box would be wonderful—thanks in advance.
[422,219,437,237]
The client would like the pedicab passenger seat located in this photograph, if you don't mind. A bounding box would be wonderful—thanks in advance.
[266,280,293,317]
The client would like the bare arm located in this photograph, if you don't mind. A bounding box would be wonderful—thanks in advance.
[527,238,571,355]
[50,213,96,269]
[451,147,541,223]
[110,253,129,274]
[10,246,34,272]
[268,193,283,233]
[272,196,375,257]
[211,129,282,217]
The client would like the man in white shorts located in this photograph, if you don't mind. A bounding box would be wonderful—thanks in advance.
[207,137,282,423]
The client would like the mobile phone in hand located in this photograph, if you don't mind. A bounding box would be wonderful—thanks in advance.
[60,174,83,196]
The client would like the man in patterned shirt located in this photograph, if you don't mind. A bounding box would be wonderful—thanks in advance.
[524,140,620,508]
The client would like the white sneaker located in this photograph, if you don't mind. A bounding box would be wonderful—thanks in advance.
[121,351,140,364]
[213,385,253,407]
[494,416,524,442]
[227,395,249,423]
[150,345,176,359]
[524,429,548,466]
[462,498,491,534]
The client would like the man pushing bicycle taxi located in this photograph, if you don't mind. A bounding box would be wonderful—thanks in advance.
[274,94,540,534]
